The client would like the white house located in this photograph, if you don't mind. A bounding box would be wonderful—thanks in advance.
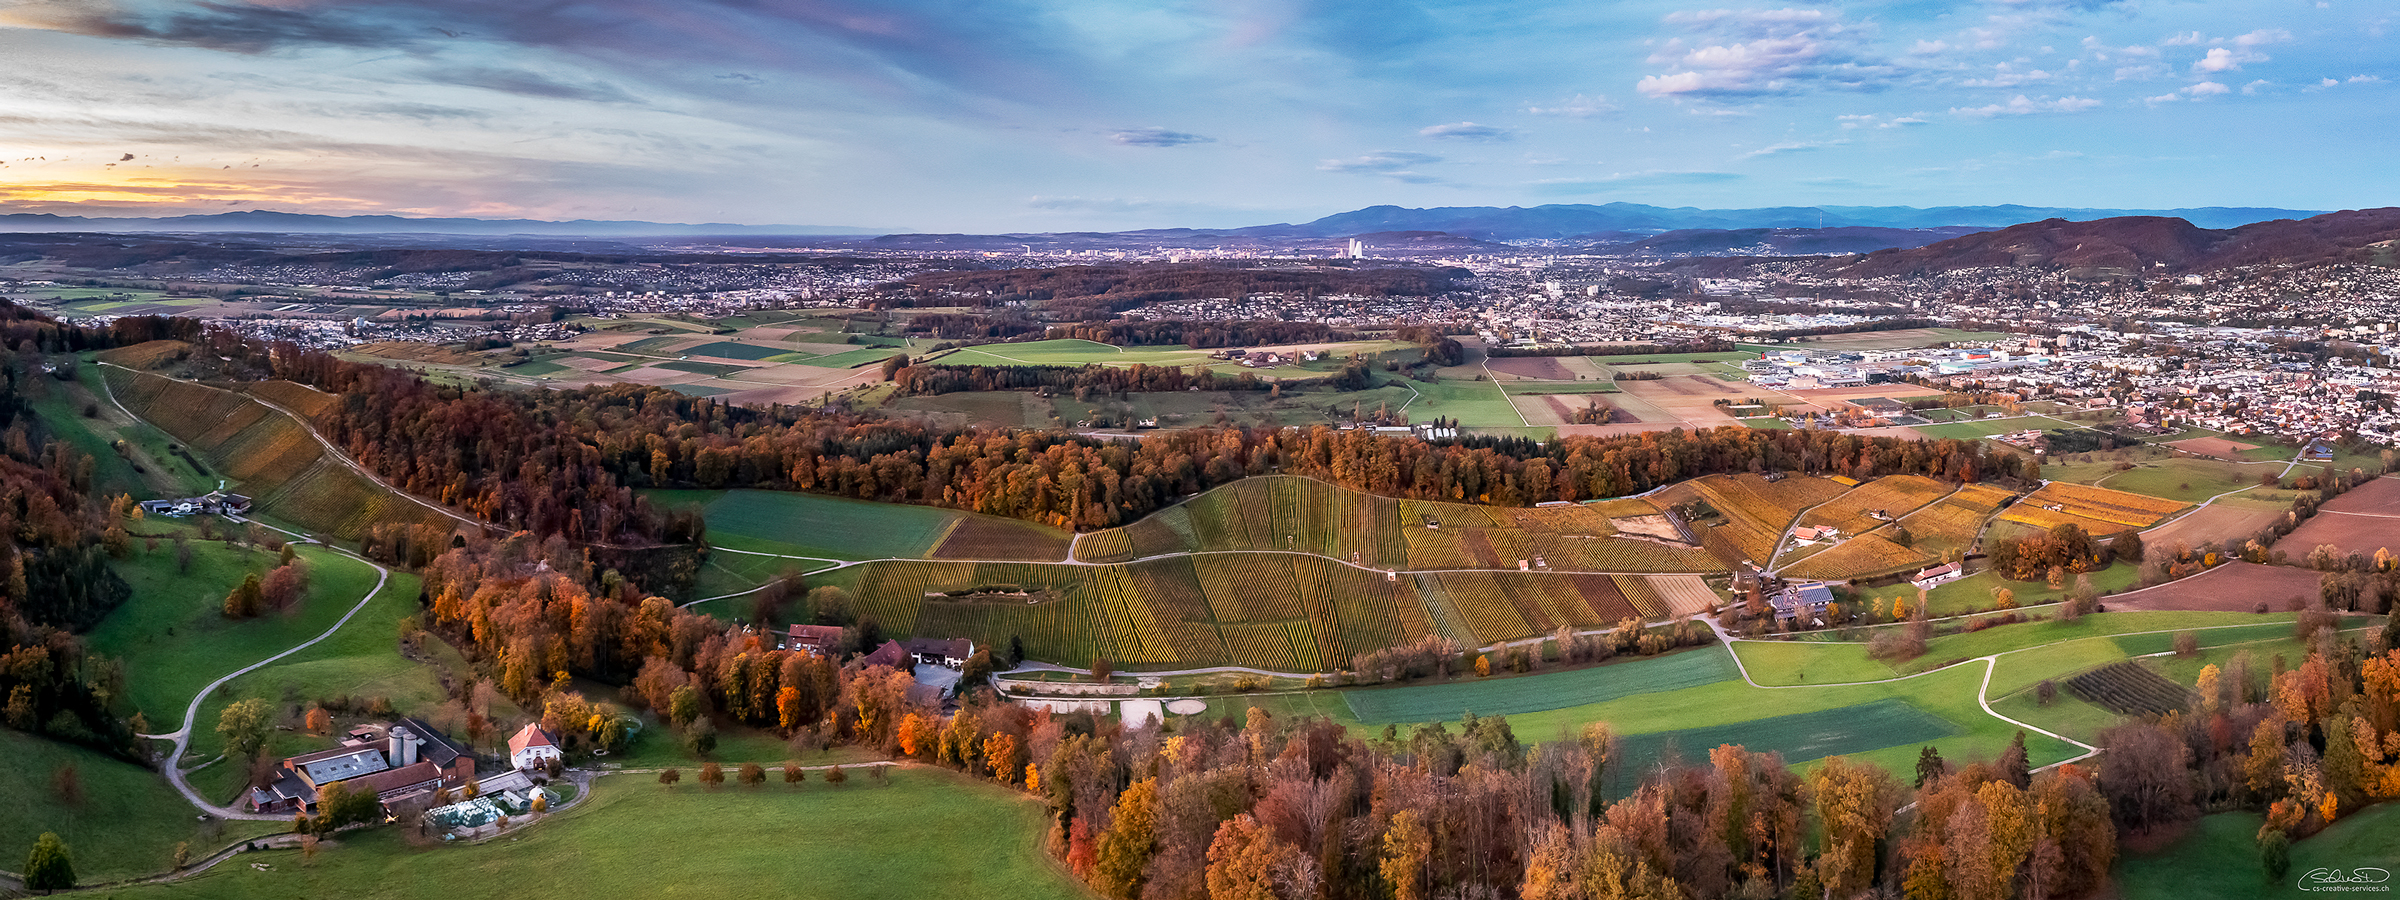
[1911,562,1964,591]
[508,724,562,771]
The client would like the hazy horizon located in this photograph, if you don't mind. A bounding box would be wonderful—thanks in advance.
[2,0,2393,232]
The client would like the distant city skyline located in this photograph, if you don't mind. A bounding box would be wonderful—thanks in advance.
[0,0,2393,232]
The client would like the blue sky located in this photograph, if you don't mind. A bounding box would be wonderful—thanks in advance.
[0,0,2392,231]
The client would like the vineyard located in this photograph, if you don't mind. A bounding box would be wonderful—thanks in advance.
[2064,661,2192,716]
[103,367,457,538]
[244,380,343,421]
[844,553,1433,671]
[2001,482,2186,534]
[1076,476,1722,574]
[1416,571,1645,643]
[1642,575,1721,617]
[930,515,1073,561]
[1779,534,1930,582]
[1894,483,2017,558]
[1799,475,1954,535]
[1654,473,1850,566]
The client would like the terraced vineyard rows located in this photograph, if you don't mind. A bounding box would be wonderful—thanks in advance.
[845,553,1436,670]
[1779,534,1929,581]
[1614,575,1668,619]
[102,367,458,538]
[1799,475,1953,535]
[2065,661,2193,716]
[2003,482,2187,533]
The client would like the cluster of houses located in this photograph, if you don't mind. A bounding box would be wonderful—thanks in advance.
[137,490,252,518]
[247,717,563,829]
[774,624,976,707]
[1208,348,1322,367]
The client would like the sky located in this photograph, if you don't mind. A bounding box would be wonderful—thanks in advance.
[0,0,2393,232]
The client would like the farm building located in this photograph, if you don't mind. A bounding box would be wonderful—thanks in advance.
[246,720,477,815]
[778,624,843,654]
[904,637,973,669]
[138,490,254,518]
[1768,582,1837,621]
[1910,562,1964,591]
[856,640,910,670]
[507,723,563,771]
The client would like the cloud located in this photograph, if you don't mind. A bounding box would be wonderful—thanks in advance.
[0,1,411,53]
[1738,139,1845,159]
[2350,74,2386,84]
[423,67,634,102]
[1961,63,2053,88]
[1318,151,1443,182]
[1418,122,1512,142]
[1636,8,1896,99]
[1524,94,1615,117]
[2186,81,2230,96]
[2144,82,2230,105]
[1950,95,2101,117]
[2163,31,2205,46]
[2232,29,2291,47]
[2192,47,2264,74]
[1109,127,1214,147]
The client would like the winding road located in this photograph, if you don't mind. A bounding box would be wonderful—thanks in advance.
[138,532,395,820]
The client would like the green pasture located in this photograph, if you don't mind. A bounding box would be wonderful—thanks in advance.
[2115,803,2400,900]
[88,541,389,725]
[654,360,754,377]
[1612,698,1960,776]
[83,770,1080,900]
[685,341,796,361]
[649,489,969,561]
[1739,417,1794,430]
[1911,417,2048,440]
[1339,648,1738,724]
[1410,377,1526,427]
[1915,561,2143,616]
[804,347,906,369]
[0,729,281,883]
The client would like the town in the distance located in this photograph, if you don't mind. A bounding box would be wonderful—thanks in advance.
[3,201,2398,900]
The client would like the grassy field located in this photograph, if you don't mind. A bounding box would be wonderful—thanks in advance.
[650,489,1008,561]
[1913,560,2143,616]
[1911,417,2050,440]
[81,769,1081,900]
[175,567,435,806]
[0,729,282,883]
[88,539,389,725]
[2115,802,2400,900]
[1340,648,1738,724]
[1612,697,1960,777]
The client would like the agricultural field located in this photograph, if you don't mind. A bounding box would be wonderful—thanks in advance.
[1797,475,1953,535]
[1910,560,2144,617]
[1999,481,2187,534]
[650,489,1063,562]
[2064,661,2193,715]
[2282,476,2400,557]
[80,770,1081,900]
[99,364,461,539]
[1658,473,1853,566]
[2140,495,2290,553]
[1611,698,1961,777]
[1892,482,2015,559]
[1778,534,1929,581]
[1418,571,1644,643]
[842,553,1433,671]
[1340,647,1739,724]
[2098,562,2325,613]
[2042,453,2272,504]
[1075,476,1721,574]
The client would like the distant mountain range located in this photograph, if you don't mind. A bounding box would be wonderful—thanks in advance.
[1820,207,2400,276]
[0,210,876,237]
[0,203,2329,242]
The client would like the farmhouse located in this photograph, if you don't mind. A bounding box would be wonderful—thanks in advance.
[1911,562,1964,591]
[246,720,477,815]
[904,637,974,669]
[1768,582,1837,621]
[137,490,255,518]
[857,639,910,670]
[507,723,563,771]
[778,623,843,654]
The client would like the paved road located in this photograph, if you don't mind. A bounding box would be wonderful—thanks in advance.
[140,546,394,820]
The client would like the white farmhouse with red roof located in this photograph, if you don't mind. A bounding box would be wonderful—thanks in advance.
[508,723,563,771]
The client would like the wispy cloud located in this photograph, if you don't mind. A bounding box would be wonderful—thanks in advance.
[1418,122,1512,142]
[1317,151,1443,182]
[1523,94,1614,117]
[1109,127,1214,147]
[1738,139,1845,159]
[1530,170,1741,194]
[1950,95,2101,117]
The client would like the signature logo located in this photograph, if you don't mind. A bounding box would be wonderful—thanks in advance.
[2302,868,2393,892]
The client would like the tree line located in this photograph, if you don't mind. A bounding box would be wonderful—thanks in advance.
[893,363,1271,397]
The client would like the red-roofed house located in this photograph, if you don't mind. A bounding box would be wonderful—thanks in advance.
[780,624,844,654]
[856,640,908,671]
[508,723,562,771]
